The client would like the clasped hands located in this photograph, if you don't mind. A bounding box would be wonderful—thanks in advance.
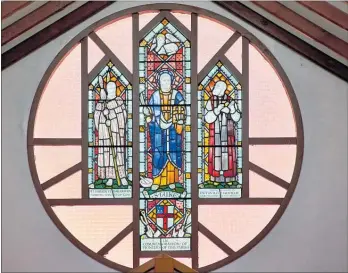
[214,102,236,115]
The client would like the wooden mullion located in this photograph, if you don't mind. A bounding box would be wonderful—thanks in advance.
[139,251,192,258]
[198,197,283,205]
[89,32,132,82]
[197,31,241,82]
[97,223,133,256]
[81,37,89,199]
[249,137,297,145]
[48,198,133,206]
[190,12,199,271]
[42,162,82,191]
[242,36,250,198]
[198,223,235,255]
[88,55,109,82]
[32,138,82,146]
[250,162,290,190]
[132,12,140,269]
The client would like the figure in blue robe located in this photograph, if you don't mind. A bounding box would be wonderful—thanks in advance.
[145,71,185,190]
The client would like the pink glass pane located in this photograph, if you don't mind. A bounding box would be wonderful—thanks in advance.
[171,12,191,30]
[199,205,279,251]
[44,171,81,199]
[34,44,81,138]
[197,16,234,72]
[88,37,105,73]
[139,12,159,30]
[249,171,286,198]
[139,258,153,265]
[96,17,132,73]
[249,44,296,137]
[225,37,242,73]
[249,145,296,182]
[106,232,133,268]
[175,258,192,268]
[198,232,228,267]
[34,146,81,183]
[52,206,132,253]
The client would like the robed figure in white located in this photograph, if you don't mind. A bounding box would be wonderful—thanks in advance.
[94,76,128,186]
[204,81,241,183]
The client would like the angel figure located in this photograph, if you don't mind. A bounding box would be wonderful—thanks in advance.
[150,33,181,56]
[140,210,161,238]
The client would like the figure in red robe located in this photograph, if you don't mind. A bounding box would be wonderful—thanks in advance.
[204,81,241,184]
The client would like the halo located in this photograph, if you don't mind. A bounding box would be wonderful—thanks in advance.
[156,69,174,84]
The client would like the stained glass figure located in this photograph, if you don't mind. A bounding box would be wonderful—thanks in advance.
[139,19,191,199]
[139,18,192,252]
[139,199,191,251]
[198,61,243,198]
[88,62,133,198]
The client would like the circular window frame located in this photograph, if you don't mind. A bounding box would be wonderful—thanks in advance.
[27,3,304,272]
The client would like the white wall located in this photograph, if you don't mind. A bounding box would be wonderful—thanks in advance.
[2,1,347,272]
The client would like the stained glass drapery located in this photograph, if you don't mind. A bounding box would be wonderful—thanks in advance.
[88,62,133,198]
[138,18,192,251]
[198,61,243,198]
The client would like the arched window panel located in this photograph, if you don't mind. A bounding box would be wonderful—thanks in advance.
[198,62,243,199]
[138,15,192,252]
[27,5,304,272]
[88,62,133,198]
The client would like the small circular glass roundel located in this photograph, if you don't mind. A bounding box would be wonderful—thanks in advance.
[28,4,303,272]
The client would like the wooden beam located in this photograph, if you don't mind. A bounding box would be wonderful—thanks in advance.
[81,37,89,199]
[130,258,155,273]
[198,31,241,82]
[249,137,297,145]
[48,198,133,206]
[299,1,348,31]
[2,1,73,45]
[32,138,82,146]
[88,55,109,82]
[1,1,31,20]
[214,1,348,83]
[139,251,192,258]
[41,162,82,191]
[198,223,235,255]
[155,256,174,273]
[2,1,114,70]
[198,198,283,205]
[241,36,249,198]
[252,1,348,59]
[89,31,132,82]
[97,223,133,256]
[190,11,199,271]
[249,162,290,190]
[132,12,141,269]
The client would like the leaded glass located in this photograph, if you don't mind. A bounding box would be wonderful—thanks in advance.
[88,61,133,198]
[139,18,192,251]
[198,61,243,198]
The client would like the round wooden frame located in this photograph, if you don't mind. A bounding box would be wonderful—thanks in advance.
[27,3,304,273]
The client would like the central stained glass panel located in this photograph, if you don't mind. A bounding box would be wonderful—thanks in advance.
[138,18,192,251]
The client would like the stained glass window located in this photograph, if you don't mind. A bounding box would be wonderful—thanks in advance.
[88,61,133,198]
[138,18,192,251]
[198,61,243,198]
[28,7,303,273]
